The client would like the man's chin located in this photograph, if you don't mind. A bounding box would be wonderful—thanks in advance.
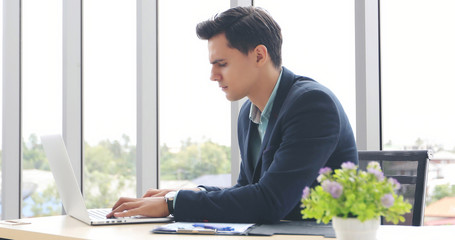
[225,94,237,101]
[225,95,246,102]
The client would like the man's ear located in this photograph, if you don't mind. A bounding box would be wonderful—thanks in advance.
[254,45,268,66]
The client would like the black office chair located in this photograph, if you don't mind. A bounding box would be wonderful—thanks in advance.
[358,150,431,226]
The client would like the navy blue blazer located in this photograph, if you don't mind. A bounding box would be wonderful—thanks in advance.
[174,67,358,223]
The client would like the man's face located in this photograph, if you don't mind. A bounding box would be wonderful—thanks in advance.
[208,33,258,101]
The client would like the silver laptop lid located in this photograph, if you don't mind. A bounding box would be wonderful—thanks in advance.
[41,134,91,224]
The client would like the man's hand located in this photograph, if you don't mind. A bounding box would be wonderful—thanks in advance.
[106,197,169,218]
[107,187,203,218]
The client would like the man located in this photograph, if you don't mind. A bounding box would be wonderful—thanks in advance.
[107,6,357,223]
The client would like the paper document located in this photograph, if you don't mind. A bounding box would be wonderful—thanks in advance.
[152,222,255,235]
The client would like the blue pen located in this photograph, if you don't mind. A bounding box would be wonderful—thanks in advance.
[192,224,235,231]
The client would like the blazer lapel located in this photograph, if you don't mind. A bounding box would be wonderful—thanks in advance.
[252,67,296,181]
[243,113,255,183]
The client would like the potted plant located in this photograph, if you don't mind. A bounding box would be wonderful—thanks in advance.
[301,161,412,240]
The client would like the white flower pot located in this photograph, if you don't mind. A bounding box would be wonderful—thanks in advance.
[332,216,380,240]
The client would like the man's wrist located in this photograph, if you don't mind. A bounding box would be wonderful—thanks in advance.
[164,191,177,215]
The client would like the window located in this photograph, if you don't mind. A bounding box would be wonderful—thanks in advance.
[83,0,137,208]
[380,0,455,225]
[8,0,449,222]
[21,0,63,217]
[158,0,231,189]
[254,0,357,133]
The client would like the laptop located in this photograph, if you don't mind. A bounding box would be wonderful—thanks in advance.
[41,134,174,225]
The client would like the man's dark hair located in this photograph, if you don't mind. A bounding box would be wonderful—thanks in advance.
[196,6,282,69]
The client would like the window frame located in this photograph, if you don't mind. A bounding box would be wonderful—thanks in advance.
[2,0,22,220]
[137,0,159,195]
[355,0,381,150]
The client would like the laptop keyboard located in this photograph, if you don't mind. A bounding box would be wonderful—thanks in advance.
[88,209,111,220]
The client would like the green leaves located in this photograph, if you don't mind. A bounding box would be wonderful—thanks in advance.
[301,161,412,223]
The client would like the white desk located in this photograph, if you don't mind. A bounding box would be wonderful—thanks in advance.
[0,215,454,240]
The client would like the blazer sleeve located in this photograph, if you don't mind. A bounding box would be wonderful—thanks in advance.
[173,89,342,223]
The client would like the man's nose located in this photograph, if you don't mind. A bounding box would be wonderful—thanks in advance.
[210,69,220,82]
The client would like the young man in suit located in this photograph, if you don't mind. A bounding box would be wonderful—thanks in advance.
[107,6,357,223]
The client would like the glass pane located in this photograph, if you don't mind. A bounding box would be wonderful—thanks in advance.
[158,0,231,189]
[380,0,455,225]
[382,161,418,225]
[382,161,418,177]
[21,0,63,217]
[83,0,137,208]
[254,0,356,132]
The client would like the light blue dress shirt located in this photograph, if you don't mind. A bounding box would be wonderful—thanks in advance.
[248,69,283,168]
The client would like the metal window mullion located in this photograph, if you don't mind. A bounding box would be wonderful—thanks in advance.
[2,0,21,220]
[355,0,381,150]
[63,0,83,191]
[137,0,158,196]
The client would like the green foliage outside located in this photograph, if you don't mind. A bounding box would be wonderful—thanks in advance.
[22,134,49,170]
[20,134,230,217]
[83,135,136,209]
[28,183,61,216]
[427,184,455,204]
[160,138,231,180]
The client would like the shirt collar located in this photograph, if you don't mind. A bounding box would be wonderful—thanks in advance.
[249,69,283,124]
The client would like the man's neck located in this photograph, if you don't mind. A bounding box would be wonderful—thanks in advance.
[248,66,281,112]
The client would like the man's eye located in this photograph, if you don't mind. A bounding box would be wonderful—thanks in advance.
[219,63,227,67]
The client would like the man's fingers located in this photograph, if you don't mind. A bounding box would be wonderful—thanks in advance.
[106,197,168,218]
[113,206,142,218]
[108,197,139,215]
[112,197,137,209]
[108,200,142,218]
